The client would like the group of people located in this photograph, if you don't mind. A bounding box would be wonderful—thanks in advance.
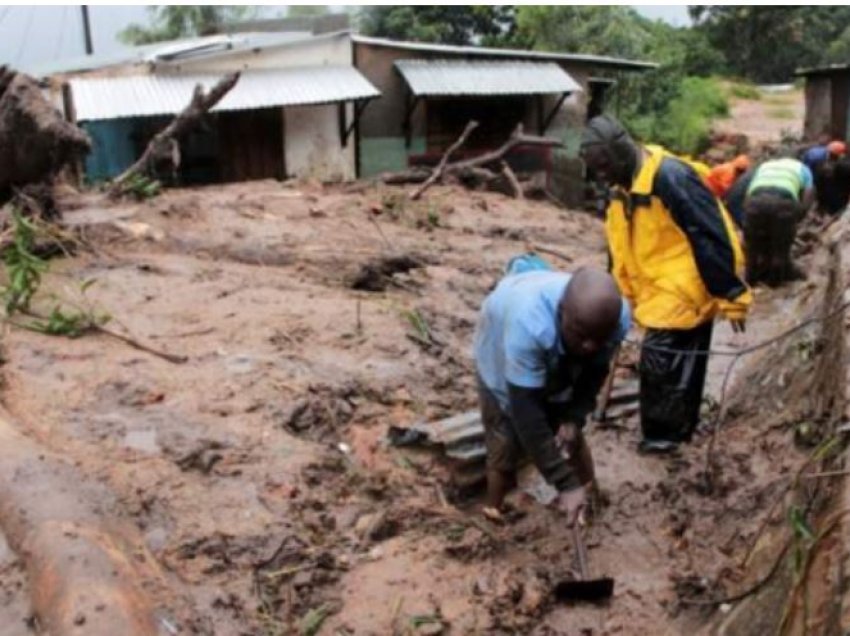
[471,114,846,526]
[706,137,848,286]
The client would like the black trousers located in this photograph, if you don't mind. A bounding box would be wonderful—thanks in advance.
[743,188,802,286]
[639,321,713,443]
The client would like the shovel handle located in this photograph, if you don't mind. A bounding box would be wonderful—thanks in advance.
[571,525,590,580]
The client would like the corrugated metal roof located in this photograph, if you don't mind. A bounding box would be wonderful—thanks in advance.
[32,31,322,78]
[395,59,580,96]
[796,63,850,77]
[69,66,380,121]
[353,35,658,72]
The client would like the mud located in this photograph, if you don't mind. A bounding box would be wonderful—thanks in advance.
[0,179,840,634]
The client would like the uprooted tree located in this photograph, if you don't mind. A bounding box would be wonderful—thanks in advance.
[109,72,240,198]
[0,65,91,217]
[382,121,563,200]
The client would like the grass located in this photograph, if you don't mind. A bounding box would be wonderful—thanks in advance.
[727,81,762,101]
[768,107,797,120]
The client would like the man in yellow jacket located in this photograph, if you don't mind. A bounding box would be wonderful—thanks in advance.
[580,115,752,454]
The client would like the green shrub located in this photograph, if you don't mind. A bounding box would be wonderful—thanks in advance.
[728,81,762,100]
[628,76,730,156]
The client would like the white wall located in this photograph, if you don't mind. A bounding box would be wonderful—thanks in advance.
[164,33,357,182]
[285,104,354,182]
[166,33,352,74]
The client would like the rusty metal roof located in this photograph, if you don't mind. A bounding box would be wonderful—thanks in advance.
[69,66,380,121]
[394,59,581,97]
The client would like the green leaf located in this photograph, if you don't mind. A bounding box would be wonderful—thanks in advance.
[300,604,329,636]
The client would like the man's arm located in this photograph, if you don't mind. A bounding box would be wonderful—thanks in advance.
[654,158,748,301]
[507,383,581,491]
[557,355,611,426]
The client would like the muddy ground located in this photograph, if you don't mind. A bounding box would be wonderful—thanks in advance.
[0,179,835,635]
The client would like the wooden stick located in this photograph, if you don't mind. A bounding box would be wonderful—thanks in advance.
[410,120,479,200]
[96,325,188,364]
[500,160,523,199]
[527,242,573,263]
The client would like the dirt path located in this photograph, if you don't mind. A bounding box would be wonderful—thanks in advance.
[714,85,805,147]
[0,180,833,634]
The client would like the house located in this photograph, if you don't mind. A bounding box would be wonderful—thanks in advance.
[351,35,656,205]
[40,30,655,199]
[797,63,850,142]
[40,31,378,184]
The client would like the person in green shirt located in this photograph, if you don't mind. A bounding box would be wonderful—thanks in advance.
[744,157,815,286]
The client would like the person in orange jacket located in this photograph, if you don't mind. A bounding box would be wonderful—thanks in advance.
[705,154,751,199]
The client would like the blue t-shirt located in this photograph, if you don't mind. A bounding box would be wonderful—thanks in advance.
[473,271,631,411]
[803,145,828,170]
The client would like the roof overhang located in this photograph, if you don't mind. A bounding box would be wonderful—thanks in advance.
[68,66,380,121]
[394,59,581,97]
[796,63,850,78]
[354,35,657,72]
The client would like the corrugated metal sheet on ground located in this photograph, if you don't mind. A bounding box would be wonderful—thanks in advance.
[394,60,582,97]
[70,66,380,121]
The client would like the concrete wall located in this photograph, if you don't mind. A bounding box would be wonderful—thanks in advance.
[285,104,354,181]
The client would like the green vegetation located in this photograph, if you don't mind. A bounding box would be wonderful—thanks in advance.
[640,77,729,155]
[1,211,110,337]
[727,81,762,101]
[768,107,797,121]
[357,5,850,153]
[118,173,161,201]
[119,6,258,45]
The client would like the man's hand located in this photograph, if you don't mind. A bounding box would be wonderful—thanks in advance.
[730,318,746,333]
[555,485,587,527]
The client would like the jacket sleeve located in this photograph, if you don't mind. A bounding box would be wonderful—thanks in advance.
[507,383,581,492]
[654,158,748,301]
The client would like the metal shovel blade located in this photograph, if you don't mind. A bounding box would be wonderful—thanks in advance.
[554,525,615,603]
[553,576,615,603]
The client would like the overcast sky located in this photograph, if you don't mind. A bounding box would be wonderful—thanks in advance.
[0,5,691,73]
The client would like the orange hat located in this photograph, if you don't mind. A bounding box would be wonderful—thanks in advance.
[731,154,751,171]
[827,141,846,156]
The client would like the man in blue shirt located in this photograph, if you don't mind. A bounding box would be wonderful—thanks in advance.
[474,266,631,525]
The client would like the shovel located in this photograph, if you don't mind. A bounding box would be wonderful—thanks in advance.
[553,526,614,603]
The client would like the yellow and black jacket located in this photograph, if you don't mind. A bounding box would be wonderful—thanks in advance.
[606,145,751,330]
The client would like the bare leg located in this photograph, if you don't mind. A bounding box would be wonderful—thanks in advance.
[485,469,517,510]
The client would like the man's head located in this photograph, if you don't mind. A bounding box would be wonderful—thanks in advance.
[560,267,623,357]
[580,115,640,189]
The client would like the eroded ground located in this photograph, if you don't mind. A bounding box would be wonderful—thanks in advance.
[0,180,832,634]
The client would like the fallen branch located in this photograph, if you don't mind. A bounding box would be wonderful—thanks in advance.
[680,537,792,607]
[778,507,850,635]
[110,72,240,194]
[500,161,523,199]
[410,120,479,200]
[384,122,563,198]
[527,242,573,263]
[450,123,561,172]
[97,325,188,364]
